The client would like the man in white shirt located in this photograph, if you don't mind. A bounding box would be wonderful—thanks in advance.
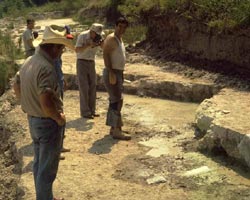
[22,19,35,58]
[75,23,104,119]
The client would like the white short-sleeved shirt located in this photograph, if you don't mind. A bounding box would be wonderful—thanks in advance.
[22,28,34,51]
[75,30,98,60]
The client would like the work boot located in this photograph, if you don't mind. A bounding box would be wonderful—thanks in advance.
[110,127,114,136]
[61,147,71,153]
[112,129,131,140]
[60,155,65,160]
[92,112,100,117]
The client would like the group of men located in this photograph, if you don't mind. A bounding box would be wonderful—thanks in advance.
[14,17,131,200]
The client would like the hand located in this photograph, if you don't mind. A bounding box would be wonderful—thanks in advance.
[109,70,116,85]
[56,113,66,126]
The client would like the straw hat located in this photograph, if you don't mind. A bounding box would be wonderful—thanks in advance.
[40,26,74,50]
[90,23,104,35]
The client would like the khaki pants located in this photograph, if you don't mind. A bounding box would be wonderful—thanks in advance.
[76,59,97,117]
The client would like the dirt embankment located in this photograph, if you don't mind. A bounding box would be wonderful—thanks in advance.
[0,91,22,199]
[138,12,250,77]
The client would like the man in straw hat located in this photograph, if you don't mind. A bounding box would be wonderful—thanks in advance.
[75,23,104,119]
[13,25,74,200]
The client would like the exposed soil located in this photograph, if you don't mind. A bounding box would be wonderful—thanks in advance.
[1,18,250,200]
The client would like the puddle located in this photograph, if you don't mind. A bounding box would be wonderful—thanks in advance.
[123,95,198,128]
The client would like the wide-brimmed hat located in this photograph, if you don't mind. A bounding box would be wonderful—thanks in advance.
[90,23,104,35]
[40,26,74,50]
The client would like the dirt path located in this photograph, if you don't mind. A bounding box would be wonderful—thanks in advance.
[13,91,197,200]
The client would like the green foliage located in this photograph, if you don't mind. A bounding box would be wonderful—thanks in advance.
[0,30,22,95]
[1,0,250,30]
[118,0,250,29]
[191,0,250,28]
[123,25,147,44]
[0,0,24,17]
[0,61,8,95]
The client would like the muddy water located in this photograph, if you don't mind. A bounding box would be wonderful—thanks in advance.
[123,95,198,127]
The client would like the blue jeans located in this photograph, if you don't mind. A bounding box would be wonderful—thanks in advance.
[28,116,62,200]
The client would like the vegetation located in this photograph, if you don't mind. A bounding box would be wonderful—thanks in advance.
[1,0,250,29]
[0,0,250,95]
[0,30,22,95]
[118,0,250,29]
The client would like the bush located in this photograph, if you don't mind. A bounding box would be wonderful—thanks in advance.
[0,31,22,96]
[123,25,147,44]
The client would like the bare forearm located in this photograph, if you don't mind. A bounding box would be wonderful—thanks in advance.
[28,39,34,49]
[103,52,112,70]
[75,43,91,53]
[13,82,21,99]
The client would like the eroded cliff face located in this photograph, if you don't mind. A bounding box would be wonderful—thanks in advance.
[144,13,250,74]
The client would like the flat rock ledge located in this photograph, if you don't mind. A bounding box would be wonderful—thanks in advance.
[61,56,220,103]
[196,88,250,167]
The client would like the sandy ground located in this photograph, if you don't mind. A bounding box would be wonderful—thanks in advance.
[9,90,250,200]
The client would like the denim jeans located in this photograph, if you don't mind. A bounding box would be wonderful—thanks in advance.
[28,116,62,200]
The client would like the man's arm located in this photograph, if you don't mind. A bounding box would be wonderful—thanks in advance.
[27,39,35,49]
[75,41,92,53]
[75,34,94,53]
[13,82,21,99]
[103,36,117,84]
[39,89,66,126]
[103,36,116,70]
[13,72,21,99]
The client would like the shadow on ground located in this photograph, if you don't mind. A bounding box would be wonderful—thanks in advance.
[66,118,94,132]
[88,135,118,154]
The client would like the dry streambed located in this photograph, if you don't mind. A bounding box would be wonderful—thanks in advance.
[2,91,248,200]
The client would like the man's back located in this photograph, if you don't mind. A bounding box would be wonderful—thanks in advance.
[20,49,62,117]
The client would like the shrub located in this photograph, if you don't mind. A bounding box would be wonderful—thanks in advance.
[0,30,22,96]
[123,25,148,45]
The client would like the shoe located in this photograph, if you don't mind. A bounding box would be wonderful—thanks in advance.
[112,129,131,140]
[82,114,94,119]
[60,155,65,160]
[92,113,100,117]
[53,198,64,200]
[110,128,114,136]
[61,147,70,153]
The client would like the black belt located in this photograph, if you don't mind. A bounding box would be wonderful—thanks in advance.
[28,115,50,120]
[78,59,94,62]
